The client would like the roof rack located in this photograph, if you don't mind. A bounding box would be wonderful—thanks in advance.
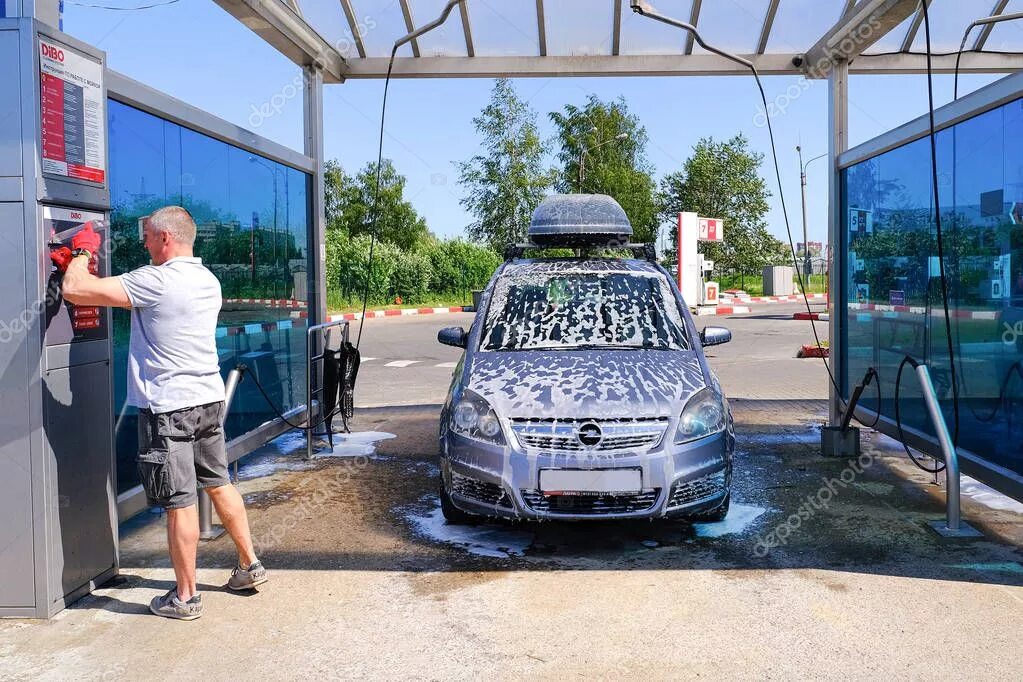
[503,242,658,263]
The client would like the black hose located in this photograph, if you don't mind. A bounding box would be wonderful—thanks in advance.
[244,367,348,434]
[894,355,946,474]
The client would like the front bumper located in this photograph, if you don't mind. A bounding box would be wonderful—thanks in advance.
[440,427,733,521]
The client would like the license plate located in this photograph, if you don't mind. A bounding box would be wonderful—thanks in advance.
[539,468,642,495]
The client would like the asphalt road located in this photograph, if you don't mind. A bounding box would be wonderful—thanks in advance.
[353,302,831,407]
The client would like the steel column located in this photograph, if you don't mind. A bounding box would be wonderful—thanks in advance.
[828,60,849,426]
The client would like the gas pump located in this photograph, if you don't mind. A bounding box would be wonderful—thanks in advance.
[0,17,116,618]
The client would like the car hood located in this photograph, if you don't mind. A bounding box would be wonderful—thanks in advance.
[465,350,708,419]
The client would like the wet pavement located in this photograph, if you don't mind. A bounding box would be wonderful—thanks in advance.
[2,309,1022,679]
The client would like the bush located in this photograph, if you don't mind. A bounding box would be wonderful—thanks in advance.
[391,250,432,304]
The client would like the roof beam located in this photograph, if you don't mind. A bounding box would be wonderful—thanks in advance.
[211,0,345,82]
[613,0,623,56]
[684,0,701,55]
[459,1,475,57]
[398,0,421,58]
[975,0,1011,51]
[339,0,367,59]
[843,0,857,16]
[536,0,547,56]
[757,0,781,55]
[899,0,930,53]
[803,0,920,78]
[338,51,1023,80]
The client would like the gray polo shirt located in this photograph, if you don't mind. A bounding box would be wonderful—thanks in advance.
[119,256,226,414]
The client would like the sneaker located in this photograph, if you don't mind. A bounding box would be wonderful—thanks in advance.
[149,589,203,620]
[228,560,268,591]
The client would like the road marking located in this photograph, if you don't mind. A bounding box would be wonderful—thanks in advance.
[385,360,421,367]
[436,362,457,368]
[360,357,377,362]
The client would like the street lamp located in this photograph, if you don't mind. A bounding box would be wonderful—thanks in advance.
[796,146,826,279]
[248,156,279,297]
[578,132,629,191]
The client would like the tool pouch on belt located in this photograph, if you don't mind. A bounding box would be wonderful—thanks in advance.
[137,449,172,503]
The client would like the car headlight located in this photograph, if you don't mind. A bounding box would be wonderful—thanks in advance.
[674,387,726,444]
[450,390,506,445]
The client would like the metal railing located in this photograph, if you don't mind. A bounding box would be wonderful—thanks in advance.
[306,318,350,460]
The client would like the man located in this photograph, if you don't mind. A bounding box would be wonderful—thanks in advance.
[57,205,268,621]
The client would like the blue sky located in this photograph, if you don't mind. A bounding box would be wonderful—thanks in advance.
[62,0,1003,251]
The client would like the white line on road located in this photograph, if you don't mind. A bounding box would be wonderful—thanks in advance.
[435,362,457,368]
[384,360,421,368]
[360,357,377,362]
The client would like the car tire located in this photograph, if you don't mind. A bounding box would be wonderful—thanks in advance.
[690,493,730,523]
[439,479,476,524]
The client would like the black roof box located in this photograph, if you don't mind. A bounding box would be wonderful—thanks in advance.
[527,193,633,247]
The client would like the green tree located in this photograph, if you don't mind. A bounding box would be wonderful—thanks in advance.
[324,158,429,251]
[659,134,783,277]
[549,95,659,244]
[457,78,555,251]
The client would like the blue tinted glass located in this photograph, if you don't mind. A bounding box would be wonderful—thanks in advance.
[843,96,1023,480]
[108,100,311,494]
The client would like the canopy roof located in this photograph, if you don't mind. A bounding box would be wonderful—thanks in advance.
[216,0,1023,82]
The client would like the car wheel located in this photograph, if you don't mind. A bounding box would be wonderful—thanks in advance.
[439,478,476,524]
[690,493,730,523]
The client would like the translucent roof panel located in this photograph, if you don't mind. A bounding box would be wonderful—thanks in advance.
[455,1,541,57]
[341,0,415,57]
[297,0,357,57]
[861,10,915,54]
[690,0,770,55]
[409,0,467,57]
[978,0,1023,52]
[908,0,999,53]
[544,0,617,56]
[765,0,848,53]
[620,0,694,55]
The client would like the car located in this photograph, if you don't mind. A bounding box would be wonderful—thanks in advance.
[436,193,734,522]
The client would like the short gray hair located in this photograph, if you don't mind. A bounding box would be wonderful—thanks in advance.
[147,206,196,246]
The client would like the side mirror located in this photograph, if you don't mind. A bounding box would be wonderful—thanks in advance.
[700,326,732,347]
[438,326,468,349]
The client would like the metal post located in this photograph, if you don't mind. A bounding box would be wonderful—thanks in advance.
[199,366,245,541]
[827,60,849,427]
[915,364,981,537]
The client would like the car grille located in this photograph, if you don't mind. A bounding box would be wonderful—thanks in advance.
[521,489,661,515]
[667,471,727,508]
[510,417,668,454]
[450,472,512,508]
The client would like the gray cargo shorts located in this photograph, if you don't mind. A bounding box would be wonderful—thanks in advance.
[137,401,230,509]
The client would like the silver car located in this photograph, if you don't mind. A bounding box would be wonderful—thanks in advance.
[437,194,734,522]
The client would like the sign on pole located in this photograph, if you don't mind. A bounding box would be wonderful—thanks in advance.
[698,217,723,242]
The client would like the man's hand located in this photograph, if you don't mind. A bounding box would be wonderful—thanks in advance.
[49,246,73,272]
[71,222,102,258]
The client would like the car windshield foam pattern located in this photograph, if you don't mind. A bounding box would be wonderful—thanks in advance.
[481,262,689,352]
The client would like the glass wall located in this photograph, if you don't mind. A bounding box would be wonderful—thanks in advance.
[108,99,311,494]
[842,96,1023,480]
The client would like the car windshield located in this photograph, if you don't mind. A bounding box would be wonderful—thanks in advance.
[480,263,690,352]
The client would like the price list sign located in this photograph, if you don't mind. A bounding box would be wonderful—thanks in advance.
[38,38,106,184]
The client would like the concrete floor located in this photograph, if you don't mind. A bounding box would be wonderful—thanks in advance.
[3,306,1022,680]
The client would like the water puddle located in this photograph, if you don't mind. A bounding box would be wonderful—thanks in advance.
[692,503,768,538]
[959,476,1023,514]
[403,502,534,558]
[237,430,396,480]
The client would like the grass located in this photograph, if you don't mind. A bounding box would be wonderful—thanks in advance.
[327,293,473,315]
[717,272,828,296]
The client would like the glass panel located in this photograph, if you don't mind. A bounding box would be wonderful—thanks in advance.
[544,0,616,56]
[299,0,358,57]
[765,0,847,53]
[982,0,1023,52]
[448,0,540,56]
[107,100,312,495]
[620,0,694,55]
[690,0,769,55]
[842,96,1023,482]
[909,0,997,52]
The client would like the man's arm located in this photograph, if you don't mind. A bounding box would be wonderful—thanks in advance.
[61,255,132,308]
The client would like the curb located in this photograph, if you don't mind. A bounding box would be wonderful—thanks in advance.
[694,305,752,316]
[722,293,828,304]
[223,298,306,308]
[798,344,830,358]
[848,302,998,321]
[793,312,830,321]
[298,306,468,322]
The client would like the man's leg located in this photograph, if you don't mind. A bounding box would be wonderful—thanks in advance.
[166,504,199,601]
[205,484,258,568]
